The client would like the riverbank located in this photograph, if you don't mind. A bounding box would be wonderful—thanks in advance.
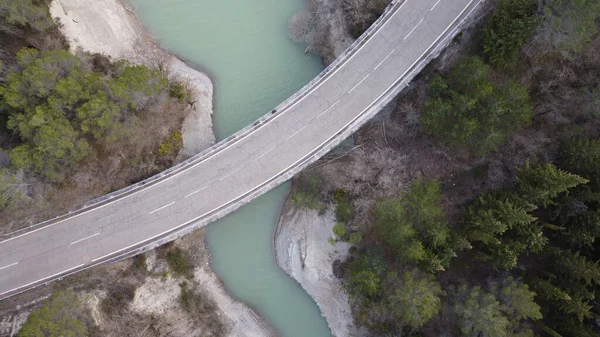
[44,0,277,335]
[49,0,215,155]
[274,200,360,337]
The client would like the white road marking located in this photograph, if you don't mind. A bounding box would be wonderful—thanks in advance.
[374,48,396,71]
[69,233,100,246]
[316,99,341,120]
[0,262,18,271]
[349,75,370,93]
[184,186,207,199]
[1,0,482,298]
[148,202,175,215]
[431,0,442,11]
[256,145,278,161]
[404,18,424,40]
[286,125,310,141]
[0,0,413,247]
[218,168,241,182]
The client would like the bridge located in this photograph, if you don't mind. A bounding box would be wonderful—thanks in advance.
[0,0,482,299]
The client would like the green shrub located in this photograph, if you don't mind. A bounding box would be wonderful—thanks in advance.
[168,82,186,103]
[333,222,347,238]
[158,130,183,157]
[166,247,194,279]
[292,171,325,212]
[349,232,362,245]
[334,189,353,222]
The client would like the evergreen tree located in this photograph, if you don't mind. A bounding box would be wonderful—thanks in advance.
[377,269,442,329]
[451,284,511,337]
[421,56,532,153]
[377,180,456,271]
[557,137,600,187]
[481,0,540,68]
[516,161,588,207]
[18,290,89,337]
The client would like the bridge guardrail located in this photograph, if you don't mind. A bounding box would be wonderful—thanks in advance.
[1,0,404,240]
[0,0,486,301]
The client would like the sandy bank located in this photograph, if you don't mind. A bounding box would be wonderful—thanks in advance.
[49,0,215,155]
[274,201,363,337]
[131,230,276,337]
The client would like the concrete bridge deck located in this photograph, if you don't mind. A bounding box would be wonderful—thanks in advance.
[0,0,482,299]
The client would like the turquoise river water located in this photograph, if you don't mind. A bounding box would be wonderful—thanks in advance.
[124,0,331,336]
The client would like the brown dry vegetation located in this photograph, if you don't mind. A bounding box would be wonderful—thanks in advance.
[298,0,600,235]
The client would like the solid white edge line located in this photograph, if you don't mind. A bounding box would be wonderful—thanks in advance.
[0,0,412,247]
[148,202,176,215]
[0,264,83,296]
[69,233,100,246]
[404,18,424,40]
[374,48,396,71]
[0,262,18,271]
[431,0,442,11]
[1,0,480,298]
[349,74,370,93]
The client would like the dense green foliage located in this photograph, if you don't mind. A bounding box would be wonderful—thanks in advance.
[0,49,166,181]
[421,56,532,153]
[0,0,54,32]
[18,291,88,337]
[378,269,442,329]
[451,279,540,337]
[465,162,587,270]
[333,222,346,238]
[542,0,600,57]
[334,189,353,222]
[377,179,458,272]
[481,0,540,68]
[292,171,325,212]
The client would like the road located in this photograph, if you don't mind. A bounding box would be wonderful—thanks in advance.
[0,0,482,299]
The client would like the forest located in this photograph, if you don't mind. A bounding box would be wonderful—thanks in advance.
[0,0,189,234]
[291,0,600,335]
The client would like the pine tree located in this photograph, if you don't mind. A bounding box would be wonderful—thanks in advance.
[516,161,588,207]
[557,250,600,286]
[557,137,600,188]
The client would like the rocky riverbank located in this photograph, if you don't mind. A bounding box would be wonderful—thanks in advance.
[274,200,363,337]
[42,1,276,336]
[49,0,215,155]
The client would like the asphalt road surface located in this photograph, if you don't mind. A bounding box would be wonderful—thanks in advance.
[0,0,481,299]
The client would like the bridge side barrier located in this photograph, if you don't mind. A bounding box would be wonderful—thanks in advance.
[1,0,404,240]
[0,0,486,301]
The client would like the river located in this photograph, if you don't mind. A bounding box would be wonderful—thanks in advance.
[124,0,331,335]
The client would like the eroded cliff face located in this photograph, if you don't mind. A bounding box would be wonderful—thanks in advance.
[274,202,365,337]
[50,0,215,156]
